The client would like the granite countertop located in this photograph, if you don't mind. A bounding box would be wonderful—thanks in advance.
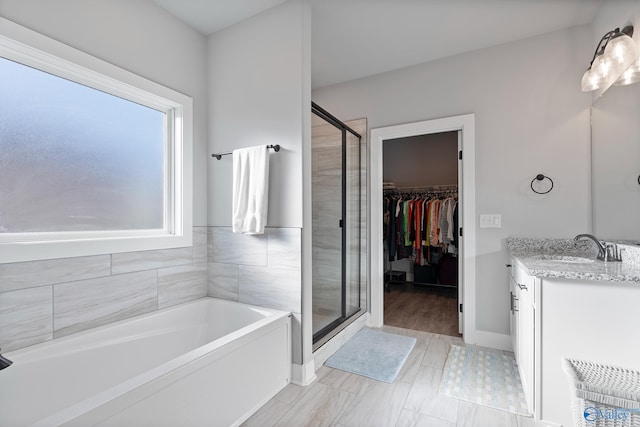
[507,237,640,283]
[511,251,640,283]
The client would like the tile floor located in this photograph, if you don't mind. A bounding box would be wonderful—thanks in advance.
[242,326,556,427]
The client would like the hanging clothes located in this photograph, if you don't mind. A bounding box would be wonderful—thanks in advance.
[383,188,458,265]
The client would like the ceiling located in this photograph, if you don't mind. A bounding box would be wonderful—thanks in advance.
[153,0,604,89]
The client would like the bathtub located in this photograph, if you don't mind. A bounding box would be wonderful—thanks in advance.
[0,297,292,427]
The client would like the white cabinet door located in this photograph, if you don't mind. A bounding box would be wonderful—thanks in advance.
[509,273,519,361]
[511,262,535,415]
[519,284,535,414]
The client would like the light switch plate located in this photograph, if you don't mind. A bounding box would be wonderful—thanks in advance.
[480,214,502,228]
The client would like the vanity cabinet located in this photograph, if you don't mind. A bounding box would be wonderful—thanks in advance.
[508,255,640,427]
[509,260,538,416]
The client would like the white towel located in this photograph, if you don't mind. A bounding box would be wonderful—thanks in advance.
[232,145,270,235]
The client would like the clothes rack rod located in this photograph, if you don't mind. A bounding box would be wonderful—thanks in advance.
[392,184,457,192]
[384,186,458,197]
[385,185,457,194]
[211,144,281,160]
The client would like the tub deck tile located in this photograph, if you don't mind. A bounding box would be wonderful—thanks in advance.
[158,262,207,309]
[111,247,193,275]
[238,266,301,313]
[53,270,158,337]
[267,228,301,270]
[207,261,240,301]
[0,255,111,293]
[0,287,53,351]
[210,227,267,266]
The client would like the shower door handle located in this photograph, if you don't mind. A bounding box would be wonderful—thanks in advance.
[339,219,343,228]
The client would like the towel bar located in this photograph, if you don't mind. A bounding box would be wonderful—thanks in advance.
[212,144,280,160]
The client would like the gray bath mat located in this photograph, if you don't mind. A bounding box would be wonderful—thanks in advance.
[324,328,416,383]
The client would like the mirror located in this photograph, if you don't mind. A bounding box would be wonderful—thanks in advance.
[591,82,640,242]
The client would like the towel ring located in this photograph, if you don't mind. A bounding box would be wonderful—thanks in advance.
[531,174,554,194]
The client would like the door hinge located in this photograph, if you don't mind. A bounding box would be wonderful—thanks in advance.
[459,227,463,237]
[339,219,343,228]
[459,303,463,313]
[458,150,462,160]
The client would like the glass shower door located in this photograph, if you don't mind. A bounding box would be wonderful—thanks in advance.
[311,112,344,336]
[344,129,362,318]
[311,102,364,344]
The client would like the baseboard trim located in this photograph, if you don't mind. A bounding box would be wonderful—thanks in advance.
[313,313,369,369]
[291,361,316,386]
[473,330,512,352]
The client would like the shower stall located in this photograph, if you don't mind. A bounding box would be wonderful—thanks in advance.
[311,102,366,346]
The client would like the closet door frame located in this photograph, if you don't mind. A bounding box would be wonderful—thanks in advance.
[369,114,477,344]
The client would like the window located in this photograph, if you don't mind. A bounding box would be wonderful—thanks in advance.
[0,18,193,263]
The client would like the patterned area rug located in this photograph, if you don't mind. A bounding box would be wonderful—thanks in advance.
[439,344,531,416]
[325,328,416,383]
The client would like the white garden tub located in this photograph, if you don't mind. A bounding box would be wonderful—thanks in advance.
[0,297,291,427]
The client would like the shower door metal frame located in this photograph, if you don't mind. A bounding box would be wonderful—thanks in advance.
[311,102,362,344]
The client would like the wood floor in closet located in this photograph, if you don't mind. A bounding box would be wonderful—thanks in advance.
[384,283,461,337]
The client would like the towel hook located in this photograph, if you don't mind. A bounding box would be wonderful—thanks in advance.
[530,174,554,194]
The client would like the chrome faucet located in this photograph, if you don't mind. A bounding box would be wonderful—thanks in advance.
[0,348,12,370]
[574,234,622,262]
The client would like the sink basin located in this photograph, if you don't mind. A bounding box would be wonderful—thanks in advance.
[530,255,595,264]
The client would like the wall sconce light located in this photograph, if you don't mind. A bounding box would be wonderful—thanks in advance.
[581,25,639,92]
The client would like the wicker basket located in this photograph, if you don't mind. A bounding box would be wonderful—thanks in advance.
[562,358,640,427]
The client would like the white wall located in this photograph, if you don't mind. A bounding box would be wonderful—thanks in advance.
[0,0,209,226]
[206,0,310,370]
[313,26,593,335]
[207,0,305,227]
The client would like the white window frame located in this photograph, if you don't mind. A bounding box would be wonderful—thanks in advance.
[0,18,193,263]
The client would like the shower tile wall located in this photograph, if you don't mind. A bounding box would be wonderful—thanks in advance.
[0,227,208,352]
[206,226,302,363]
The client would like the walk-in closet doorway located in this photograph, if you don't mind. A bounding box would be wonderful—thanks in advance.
[383,132,460,336]
[369,115,477,343]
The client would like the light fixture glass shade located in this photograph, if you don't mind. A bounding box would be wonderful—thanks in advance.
[581,67,604,92]
[614,58,640,86]
[582,26,639,92]
[592,52,617,80]
[604,33,637,66]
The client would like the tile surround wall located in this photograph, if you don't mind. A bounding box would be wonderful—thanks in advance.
[206,226,302,362]
[0,227,208,352]
[1,225,304,362]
